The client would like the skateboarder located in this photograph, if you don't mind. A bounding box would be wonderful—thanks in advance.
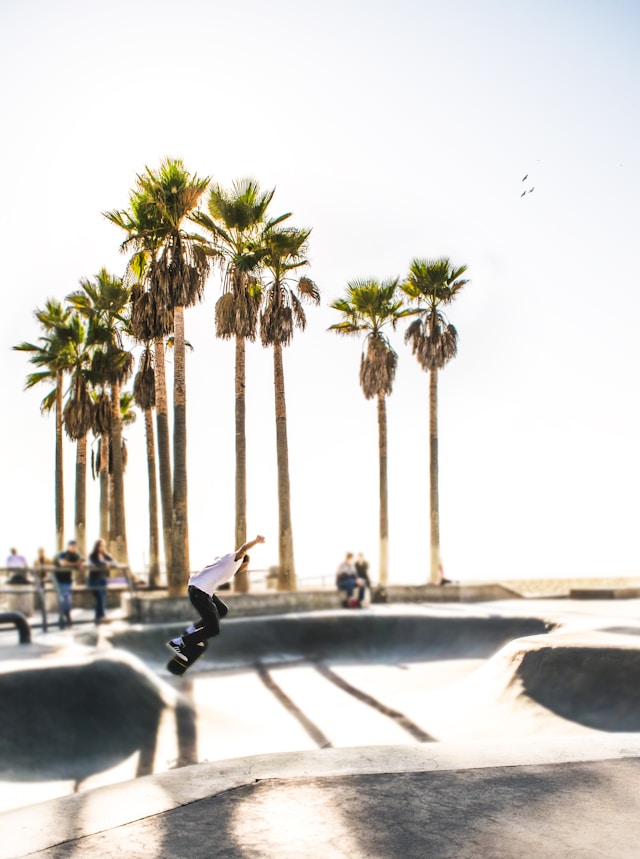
[166,535,266,664]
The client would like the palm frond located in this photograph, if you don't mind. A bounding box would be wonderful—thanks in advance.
[133,348,156,409]
[359,336,398,399]
[297,276,320,304]
[93,391,112,436]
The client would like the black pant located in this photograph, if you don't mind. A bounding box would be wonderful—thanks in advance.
[181,586,229,648]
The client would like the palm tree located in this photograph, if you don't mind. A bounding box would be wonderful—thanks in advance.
[401,258,469,583]
[259,226,319,591]
[67,269,133,565]
[105,196,175,575]
[14,299,73,553]
[133,346,161,585]
[108,159,210,593]
[111,390,137,550]
[191,179,287,592]
[329,278,406,585]
[91,388,112,548]
[61,312,95,559]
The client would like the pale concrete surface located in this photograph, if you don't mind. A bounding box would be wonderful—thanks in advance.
[2,737,640,858]
[3,599,640,857]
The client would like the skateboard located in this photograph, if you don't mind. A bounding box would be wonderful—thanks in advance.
[166,639,209,676]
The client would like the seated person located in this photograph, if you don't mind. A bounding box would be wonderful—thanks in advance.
[335,552,365,607]
[6,548,31,584]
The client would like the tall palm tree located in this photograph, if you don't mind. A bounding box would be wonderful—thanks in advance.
[191,179,287,592]
[110,390,136,550]
[133,346,160,586]
[259,226,319,591]
[91,388,112,548]
[61,312,95,559]
[401,258,469,583]
[14,299,73,553]
[67,269,133,565]
[329,278,406,585]
[105,196,175,575]
[109,159,210,593]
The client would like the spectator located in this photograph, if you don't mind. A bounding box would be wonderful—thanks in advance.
[335,552,365,608]
[88,539,117,624]
[55,540,84,628]
[355,553,371,589]
[6,548,30,584]
[33,547,53,582]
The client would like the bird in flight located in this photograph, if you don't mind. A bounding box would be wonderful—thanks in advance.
[520,172,535,197]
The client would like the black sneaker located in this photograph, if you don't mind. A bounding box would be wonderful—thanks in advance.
[166,640,188,662]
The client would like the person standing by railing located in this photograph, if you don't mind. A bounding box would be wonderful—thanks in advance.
[88,539,117,624]
[55,540,84,628]
[33,548,53,582]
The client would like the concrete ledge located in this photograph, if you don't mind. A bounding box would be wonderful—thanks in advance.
[122,583,522,623]
[570,588,640,600]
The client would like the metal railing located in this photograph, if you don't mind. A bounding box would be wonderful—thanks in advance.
[0,564,138,630]
[0,611,31,643]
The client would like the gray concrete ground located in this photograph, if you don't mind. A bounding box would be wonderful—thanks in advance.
[2,598,640,857]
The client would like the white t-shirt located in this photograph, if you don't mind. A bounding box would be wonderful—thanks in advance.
[188,553,242,596]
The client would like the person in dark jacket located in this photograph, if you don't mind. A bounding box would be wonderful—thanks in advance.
[88,539,116,624]
[55,540,84,628]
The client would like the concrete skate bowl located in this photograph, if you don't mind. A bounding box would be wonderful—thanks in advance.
[427,634,640,740]
[517,643,640,732]
[1,613,555,792]
[0,652,175,783]
[104,612,556,668]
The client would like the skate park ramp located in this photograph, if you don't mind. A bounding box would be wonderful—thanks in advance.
[3,607,640,814]
[418,627,640,741]
[507,632,640,731]
[0,650,177,783]
[102,610,555,666]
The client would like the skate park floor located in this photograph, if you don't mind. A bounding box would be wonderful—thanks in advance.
[2,598,640,858]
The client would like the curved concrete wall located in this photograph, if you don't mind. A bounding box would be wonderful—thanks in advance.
[106,612,555,667]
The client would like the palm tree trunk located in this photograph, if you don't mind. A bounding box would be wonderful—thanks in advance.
[273,344,296,591]
[110,379,129,566]
[377,393,389,585]
[154,336,173,576]
[234,336,249,593]
[109,470,116,547]
[55,370,64,554]
[99,435,110,548]
[171,305,189,594]
[144,407,161,586]
[429,368,441,583]
[75,434,87,566]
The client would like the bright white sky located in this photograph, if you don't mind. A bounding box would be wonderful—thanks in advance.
[1,0,639,585]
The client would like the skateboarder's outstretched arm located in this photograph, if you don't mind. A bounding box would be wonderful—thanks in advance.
[234,535,265,561]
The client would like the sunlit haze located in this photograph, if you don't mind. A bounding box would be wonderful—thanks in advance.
[2,0,639,584]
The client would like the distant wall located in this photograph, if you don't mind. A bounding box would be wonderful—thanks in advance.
[122,583,522,624]
[499,577,640,597]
